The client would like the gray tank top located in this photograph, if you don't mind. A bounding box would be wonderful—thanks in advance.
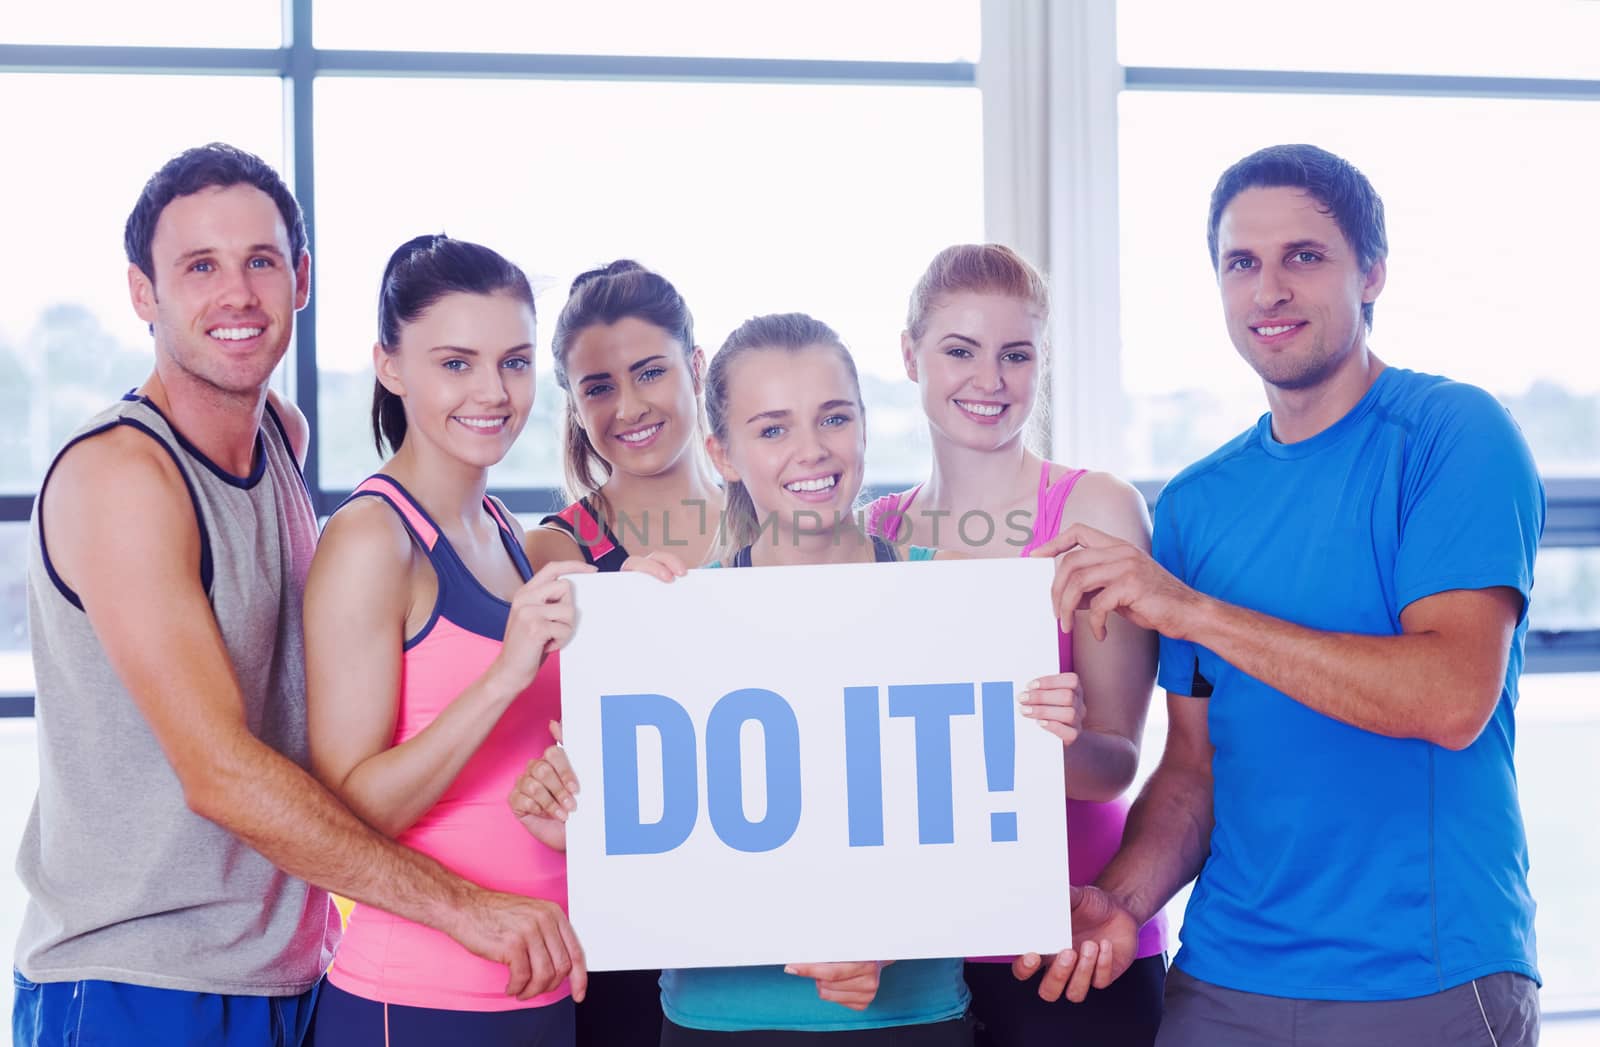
[15,395,339,995]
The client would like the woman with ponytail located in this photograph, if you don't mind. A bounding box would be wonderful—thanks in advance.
[303,234,596,1046]
[527,260,724,577]
[512,313,1096,1046]
[866,244,1166,1047]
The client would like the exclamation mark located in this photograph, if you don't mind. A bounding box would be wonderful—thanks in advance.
[981,681,1017,842]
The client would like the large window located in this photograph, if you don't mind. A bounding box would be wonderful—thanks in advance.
[313,77,979,490]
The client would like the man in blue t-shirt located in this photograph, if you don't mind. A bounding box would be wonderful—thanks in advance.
[1021,144,1543,1045]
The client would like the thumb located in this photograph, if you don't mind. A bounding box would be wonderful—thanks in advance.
[550,720,564,745]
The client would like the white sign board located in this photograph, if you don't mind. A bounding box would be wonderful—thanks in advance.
[560,557,1070,970]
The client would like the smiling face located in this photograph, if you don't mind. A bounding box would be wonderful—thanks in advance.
[129,183,309,398]
[1215,185,1386,392]
[567,316,704,480]
[903,289,1043,452]
[375,289,537,469]
[708,344,865,533]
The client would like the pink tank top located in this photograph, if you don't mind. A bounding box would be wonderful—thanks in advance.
[326,476,571,1010]
[866,465,1168,959]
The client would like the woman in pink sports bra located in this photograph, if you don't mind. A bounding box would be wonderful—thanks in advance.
[301,235,593,1046]
[866,244,1168,1047]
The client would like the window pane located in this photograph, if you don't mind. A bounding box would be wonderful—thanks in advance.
[1532,548,1600,633]
[0,522,29,694]
[0,74,285,494]
[1518,671,1600,1010]
[315,0,977,62]
[314,77,982,490]
[0,0,280,47]
[1118,0,1600,80]
[1,718,39,1033]
[1118,91,1600,479]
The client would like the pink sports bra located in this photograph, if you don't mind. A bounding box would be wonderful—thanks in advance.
[866,464,1168,959]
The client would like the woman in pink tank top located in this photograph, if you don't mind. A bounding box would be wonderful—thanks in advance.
[866,245,1168,1046]
[301,236,592,1046]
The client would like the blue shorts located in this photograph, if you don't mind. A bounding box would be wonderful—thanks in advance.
[13,968,318,1047]
[307,979,575,1046]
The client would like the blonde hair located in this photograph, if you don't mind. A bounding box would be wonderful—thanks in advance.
[905,243,1049,342]
[704,313,861,562]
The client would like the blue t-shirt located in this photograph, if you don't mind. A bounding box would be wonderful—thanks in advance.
[665,540,962,1032]
[1152,367,1544,1002]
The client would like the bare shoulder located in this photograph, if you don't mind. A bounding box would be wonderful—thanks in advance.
[525,521,586,570]
[486,494,527,543]
[46,423,190,535]
[304,495,415,652]
[314,494,415,576]
[43,424,203,597]
[1058,469,1151,549]
[265,389,310,466]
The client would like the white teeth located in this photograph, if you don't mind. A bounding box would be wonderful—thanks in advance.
[785,475,837,493]
[209,327,263,341]
[1255,324,1298,336]
[454,417,505,430]
[956,401,1005,417]
[617,424,662,444]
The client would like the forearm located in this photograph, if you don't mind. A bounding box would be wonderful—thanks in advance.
[336,671,521,836]
[187,731,475,937]
[1094,760,1213,927]
[1062,730,1139,803]
[1185,597,1490,748]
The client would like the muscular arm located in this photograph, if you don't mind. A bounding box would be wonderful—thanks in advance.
[1060,474,1157,802]
[1015,691,1213,1001]
[1095,693,1214,926]
[305,501,527,837]
[1045,524,1523,752]
[1177,586,1521,752]
[45,431,579,998]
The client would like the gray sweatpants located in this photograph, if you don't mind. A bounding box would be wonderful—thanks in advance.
[1155,966,1539,1047]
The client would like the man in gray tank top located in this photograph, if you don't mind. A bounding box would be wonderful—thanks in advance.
[13,144,586,1047]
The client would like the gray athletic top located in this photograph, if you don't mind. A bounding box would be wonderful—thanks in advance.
[14,395,339,995]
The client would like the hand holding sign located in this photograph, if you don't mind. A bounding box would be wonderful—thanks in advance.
[487,561,594,698]
[1018,672,1085,747]
[1034,524,1201,641]
[785,960,890,1011]
[508,720,577,851]
[1011,884,1139,1002]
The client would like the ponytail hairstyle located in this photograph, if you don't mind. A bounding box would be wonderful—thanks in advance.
[904,243,1051,450]
[704,312,862,561]
[371,234,535,456]
[548,259,700,518]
